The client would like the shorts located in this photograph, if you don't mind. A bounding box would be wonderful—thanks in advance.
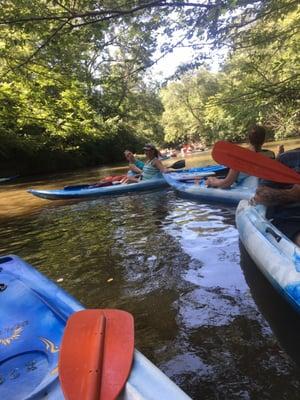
[266,205,300,241]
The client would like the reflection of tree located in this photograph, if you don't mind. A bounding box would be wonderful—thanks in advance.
[239,242,300,367]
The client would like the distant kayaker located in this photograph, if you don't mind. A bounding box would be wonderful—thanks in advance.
[206,125,274,189]
[252,147,300,246]
[126,143,170,183]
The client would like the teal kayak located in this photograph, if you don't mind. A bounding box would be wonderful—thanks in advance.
[164,168,258,205]
[0,255,191,399]
[28,176,167,200]
[236,200,300,314]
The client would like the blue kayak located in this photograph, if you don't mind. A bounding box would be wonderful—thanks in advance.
[164,166,258,205]
[236,200,300,314]
[0,255,191,399]
[28,176,168,200]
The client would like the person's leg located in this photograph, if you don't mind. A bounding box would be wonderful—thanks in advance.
[123,176,139,184]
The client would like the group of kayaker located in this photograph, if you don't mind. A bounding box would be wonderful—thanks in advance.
[205,124,300,246]
[206,125,275,189]
[115,128,300,246]
[122,143,173,183]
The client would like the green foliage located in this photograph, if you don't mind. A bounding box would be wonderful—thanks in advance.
[0,0,299,173]
[161,70,220,145]
[160,4,300,145]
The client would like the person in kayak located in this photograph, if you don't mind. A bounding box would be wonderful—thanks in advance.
[124,150,145,176]
[126,143,170,183]
[206,125,275,189]
[93,150,143,187]
[252,147,300,246]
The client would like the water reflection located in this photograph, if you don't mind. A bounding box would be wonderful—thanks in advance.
[1,186,300,399]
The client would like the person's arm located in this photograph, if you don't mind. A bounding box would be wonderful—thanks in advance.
[253,184,300,206]
[276,145,285,159]
[153,158,169,173]
[205,169,239,189]
[128,163,143,174]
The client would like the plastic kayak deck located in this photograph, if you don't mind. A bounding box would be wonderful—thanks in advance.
[0,255,191,400]
[164,167,258,205]
[236,200,300,314]
[28,177,168,200]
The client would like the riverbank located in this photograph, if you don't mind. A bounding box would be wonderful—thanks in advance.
[2,137,299,178]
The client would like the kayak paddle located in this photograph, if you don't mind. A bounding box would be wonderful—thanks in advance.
[168,159,185,169]
[212,141,300,184]
[59,309,134,400]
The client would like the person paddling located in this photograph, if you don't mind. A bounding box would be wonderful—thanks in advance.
[206,125,274,189]
[124,150,144,176]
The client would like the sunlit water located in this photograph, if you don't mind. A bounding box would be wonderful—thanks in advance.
[1,142,300,399]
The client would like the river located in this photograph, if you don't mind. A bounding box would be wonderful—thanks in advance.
[1,139,300,399]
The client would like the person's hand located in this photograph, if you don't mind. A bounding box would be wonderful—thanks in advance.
[290,184,300,199]
[253,184,300,206]
[205,176,219,187]
[252,186,272,205]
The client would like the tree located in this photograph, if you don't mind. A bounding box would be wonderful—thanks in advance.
[161,69,220,144]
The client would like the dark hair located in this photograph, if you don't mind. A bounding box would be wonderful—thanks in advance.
[144,143,159,158]
[248,125,266,151]
[153,148,159,158]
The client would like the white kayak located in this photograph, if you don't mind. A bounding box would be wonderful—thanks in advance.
[164,169,258,205]
[236,200,300,313]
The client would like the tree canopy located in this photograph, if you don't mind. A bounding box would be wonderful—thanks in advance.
[0,0,299,172]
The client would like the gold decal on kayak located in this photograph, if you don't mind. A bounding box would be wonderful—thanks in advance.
[0,326,23,346]
[40,337,59,353]
[50,366,58,376]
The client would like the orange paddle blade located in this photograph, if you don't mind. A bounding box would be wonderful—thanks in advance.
[59,309,134,400]
[212,141,300,184]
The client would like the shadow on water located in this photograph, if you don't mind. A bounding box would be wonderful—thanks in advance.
[239,242,300,368]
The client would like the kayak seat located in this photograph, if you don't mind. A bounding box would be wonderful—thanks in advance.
[0,273,64,400]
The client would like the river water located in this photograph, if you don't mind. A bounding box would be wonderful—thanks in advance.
[1,141,300,399]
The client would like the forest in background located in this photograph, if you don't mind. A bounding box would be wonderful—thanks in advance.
[0,0,299,174]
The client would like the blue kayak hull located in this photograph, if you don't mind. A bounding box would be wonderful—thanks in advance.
[164,167,258,205]
[28,177,167,200]
[236,200,300,314]
[0,255,191,399]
